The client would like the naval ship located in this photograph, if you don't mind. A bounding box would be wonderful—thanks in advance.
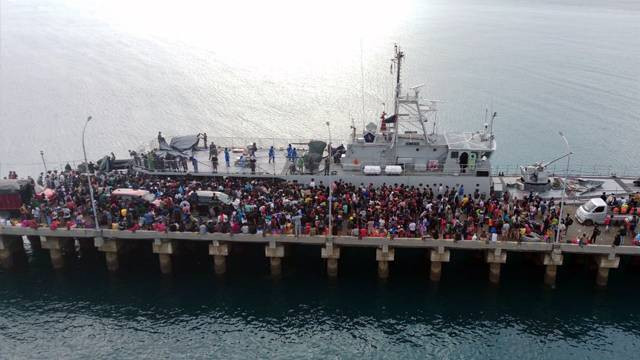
[134,46,497,194]
[129,45,639,199]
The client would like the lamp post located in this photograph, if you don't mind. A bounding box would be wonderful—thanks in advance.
[556,131,571,243]
[40,150,48,173]
[326,121,332,237]
[82,116,100,231]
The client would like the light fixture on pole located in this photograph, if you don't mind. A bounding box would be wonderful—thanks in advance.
[326,121,332,237]
[82,116,100,231]
[40,150,48,173]
[556,131,572,243]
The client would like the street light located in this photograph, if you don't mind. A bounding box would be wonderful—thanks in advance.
[82,116,100,231]
[556,131,572,243]
[40,150,48,173]
[326,121,332,237]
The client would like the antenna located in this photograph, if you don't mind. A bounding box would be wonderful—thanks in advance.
[360,38,366,130]
[391,44,404,161]
[490,111,497,138]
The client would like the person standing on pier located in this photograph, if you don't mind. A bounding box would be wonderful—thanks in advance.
[292,210,302,237]
[564,213,573,236]
[590,225,600,244]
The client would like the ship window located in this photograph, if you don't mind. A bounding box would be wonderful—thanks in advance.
[451,151,459,159]
[476,184,480,187]
[416,148,420,152]
[433,148,437,152]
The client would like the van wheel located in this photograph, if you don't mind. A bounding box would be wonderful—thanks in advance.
[584,220,593,226]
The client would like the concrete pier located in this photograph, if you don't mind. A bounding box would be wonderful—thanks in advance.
[429,247,451,282]
[596,254,620,287]
[321,242,340,277]
[1,226,639,288]
[486,249,507,284]
[265,242,285,277]
[41,236,76,269]
[209,241,230,275]
[542,249,564,287]
[376,245,395,279]
[0,235,25,270]
[152,239,176,274]
[96,238,122,272]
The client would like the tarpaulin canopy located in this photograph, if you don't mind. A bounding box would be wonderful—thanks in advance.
[154,135,199,158]
[170,135,199,152]
[0,179,29,194]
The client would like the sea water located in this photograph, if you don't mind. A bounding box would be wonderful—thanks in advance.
[1,0,640,358]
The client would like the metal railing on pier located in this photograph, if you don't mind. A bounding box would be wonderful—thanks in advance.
[492,163,640,178]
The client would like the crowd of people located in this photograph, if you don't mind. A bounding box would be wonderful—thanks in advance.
[2,168,639,246]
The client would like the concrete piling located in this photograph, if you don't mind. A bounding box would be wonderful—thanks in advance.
[596,255,620,287]
[376,245,394,279]
[152,239,176,275]
[97,238,122,272]
[209,241,230,275]
[486,249,507,285]
[0,235,25,270]
[542,249,563,287]
[321,243,340,277]
[429,247,450,282]
[41,237,76,270]
[265,242,285,277]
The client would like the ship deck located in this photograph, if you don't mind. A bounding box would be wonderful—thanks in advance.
[134,146,640,200]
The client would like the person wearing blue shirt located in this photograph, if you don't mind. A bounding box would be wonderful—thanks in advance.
[224,148,230,167]
[268,146,275,163]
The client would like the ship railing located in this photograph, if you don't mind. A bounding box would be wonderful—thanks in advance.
[139,135,350,153]
[1,159,86,179]
[492,163,640,178]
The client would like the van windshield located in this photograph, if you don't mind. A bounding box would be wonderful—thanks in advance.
[582,200,597,212]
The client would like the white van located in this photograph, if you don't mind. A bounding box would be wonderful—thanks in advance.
[575,198,630,225]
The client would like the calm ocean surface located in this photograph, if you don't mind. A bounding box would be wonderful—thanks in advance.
[1,0,640,358]
[2,247,640,359]
[1,0,639,176]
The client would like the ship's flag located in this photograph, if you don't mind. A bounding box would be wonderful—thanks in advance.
[384,114,397,123]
